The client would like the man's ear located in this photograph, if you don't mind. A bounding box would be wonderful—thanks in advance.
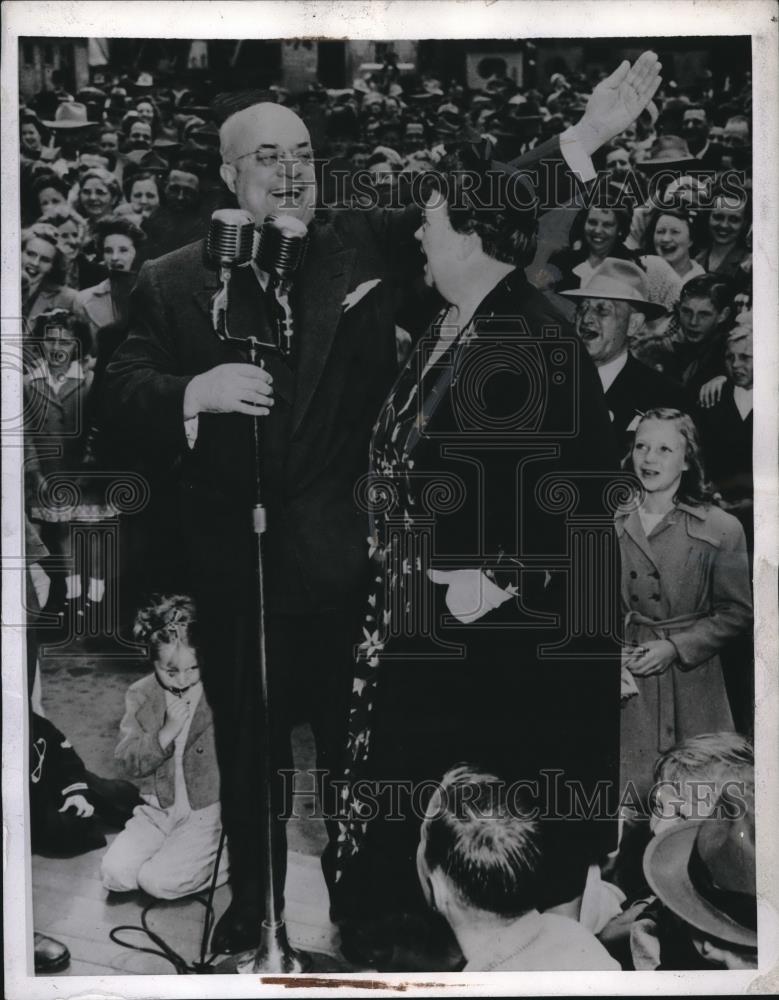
[717,305,732,327]
[219,161,237,194]
[627,308,646,341]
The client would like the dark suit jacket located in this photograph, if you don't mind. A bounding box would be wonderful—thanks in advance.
[105,135,578,614]
[105,210,414,613]
[697,381,753,502]
[605,353,693,458]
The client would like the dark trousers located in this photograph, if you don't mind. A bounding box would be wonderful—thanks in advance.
[195,584,360,915]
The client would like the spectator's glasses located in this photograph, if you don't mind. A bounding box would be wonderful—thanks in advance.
[228,143,315,168]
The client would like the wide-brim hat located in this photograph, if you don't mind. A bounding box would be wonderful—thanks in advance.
[77,86,107,103]
[644,815,757,949]
[635,134,700,173]
[42,101,96,130]
[560,258,668,319]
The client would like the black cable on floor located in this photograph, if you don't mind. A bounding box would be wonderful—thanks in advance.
[108,829,226,974]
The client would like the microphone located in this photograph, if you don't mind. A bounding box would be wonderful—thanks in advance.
[205,209,255,341]
[255,214,308,356]
[206,208,256,267]
[255,214,308,283]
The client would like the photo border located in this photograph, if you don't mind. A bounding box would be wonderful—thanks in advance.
[3,2,777,996]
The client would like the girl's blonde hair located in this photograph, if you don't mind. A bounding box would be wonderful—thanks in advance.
[634,407,717,506]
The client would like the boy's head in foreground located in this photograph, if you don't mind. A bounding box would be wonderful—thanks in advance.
[416,764,542,926]
[651,731,754,837]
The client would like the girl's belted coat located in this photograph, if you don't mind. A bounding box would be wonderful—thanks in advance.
[616,501,752,797]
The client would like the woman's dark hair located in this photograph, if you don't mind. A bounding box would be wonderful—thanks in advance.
[32,307,92,356]
[22,227,67,286]
[122,170,162,203]
[644,206,702,257]
[679,273,735,312]
[633,407,717,507]
[20,110,49,145]
[420,143,539,266]
[569,203,633,253]
[93,214,146,255]
[31,173,69,207]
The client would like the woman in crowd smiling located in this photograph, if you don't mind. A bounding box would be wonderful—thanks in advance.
[644,206,705,286]
[123,171,162,222]
[547,203,635,290]
[74,167,124,246]
[694,184,751,279]
[21,226,78,326]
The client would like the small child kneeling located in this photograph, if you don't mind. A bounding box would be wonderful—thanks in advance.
[101,595,228,899]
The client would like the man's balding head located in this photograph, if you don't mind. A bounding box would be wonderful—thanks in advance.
[219,103,317,226]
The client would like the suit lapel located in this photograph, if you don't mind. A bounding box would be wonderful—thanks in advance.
[290,222,355,437]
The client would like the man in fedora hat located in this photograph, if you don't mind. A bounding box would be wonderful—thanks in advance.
[643,786,757,968]
[562,258,690,454]
[41,102,100,185]
[42,101,96,134]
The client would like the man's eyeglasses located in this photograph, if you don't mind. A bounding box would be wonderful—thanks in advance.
[228,144,315,169]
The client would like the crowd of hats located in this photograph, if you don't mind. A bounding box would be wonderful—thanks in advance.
[19,53,752,193]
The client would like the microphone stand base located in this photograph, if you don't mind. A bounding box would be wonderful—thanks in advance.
[215,921,312,974]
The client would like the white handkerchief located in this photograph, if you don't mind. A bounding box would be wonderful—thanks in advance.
[342,278,381,313]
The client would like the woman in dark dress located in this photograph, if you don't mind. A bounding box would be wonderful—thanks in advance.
[330,149,624,963]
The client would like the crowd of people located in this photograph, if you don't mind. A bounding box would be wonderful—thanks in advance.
[19,45,756,975]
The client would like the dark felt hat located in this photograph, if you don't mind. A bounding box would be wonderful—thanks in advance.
[644,803,756,949]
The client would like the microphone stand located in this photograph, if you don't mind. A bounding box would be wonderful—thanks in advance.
[209,291,310,975]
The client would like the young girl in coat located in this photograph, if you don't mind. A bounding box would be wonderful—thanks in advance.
[101,594,228,899]
[617,408,752,800]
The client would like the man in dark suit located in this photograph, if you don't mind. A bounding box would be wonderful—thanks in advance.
[697,321,753,538]
[562,258,692,457]
[105,55,662,954]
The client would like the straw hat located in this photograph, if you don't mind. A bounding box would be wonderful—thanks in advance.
[42,102,95,130]
[560,258,668,318]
